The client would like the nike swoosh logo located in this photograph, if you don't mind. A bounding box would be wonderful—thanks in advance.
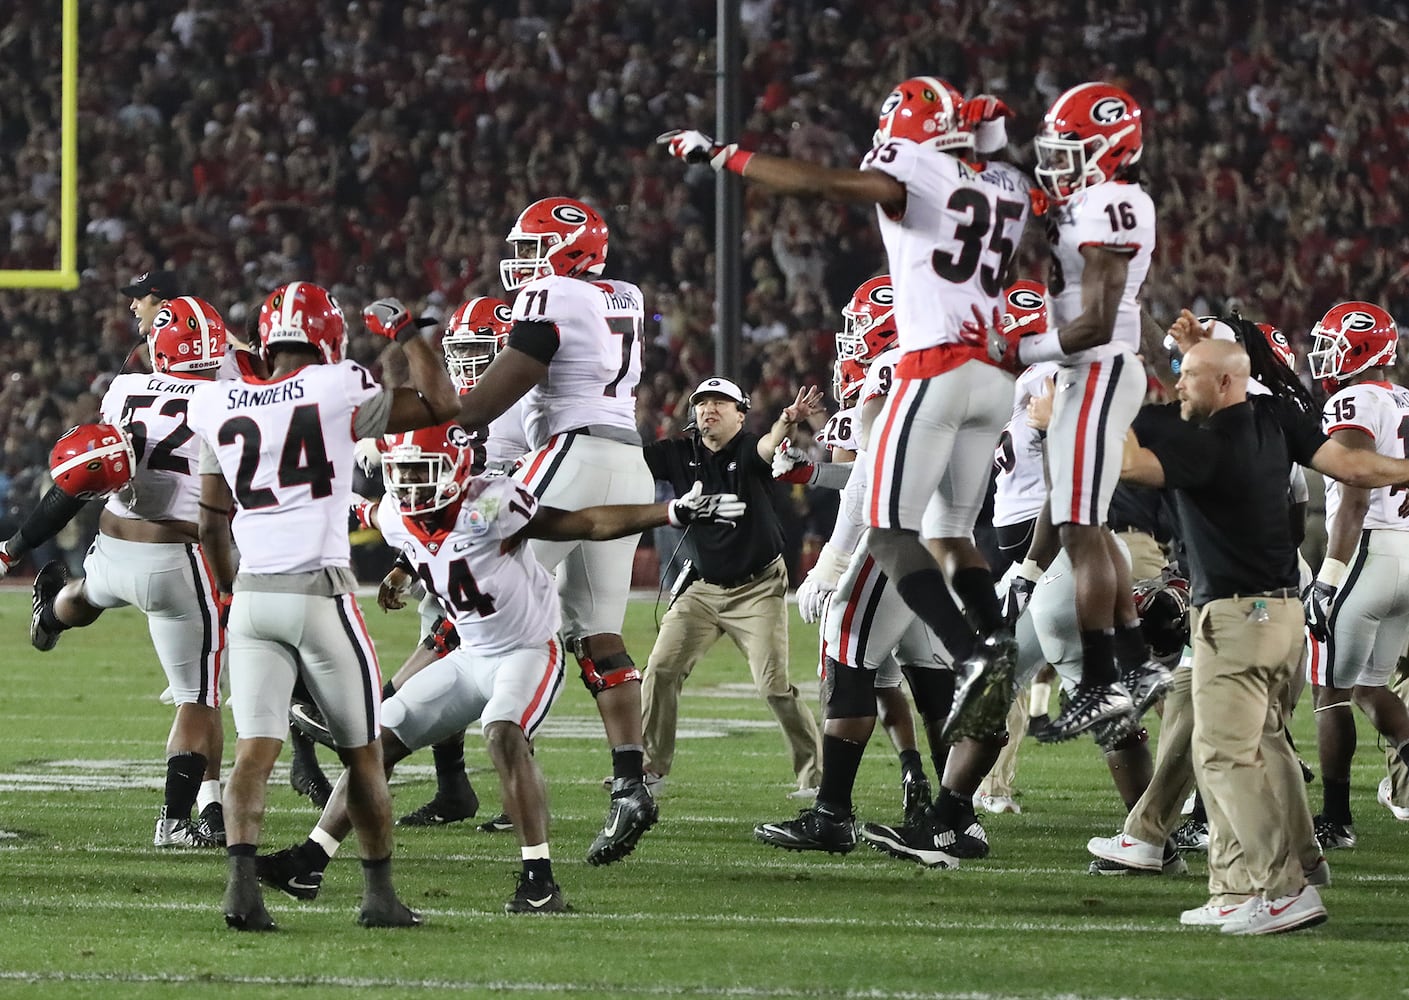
[289,877,321,890]
[526,895,554,909]
[603,814,621,837]
[1269,898,1300,916]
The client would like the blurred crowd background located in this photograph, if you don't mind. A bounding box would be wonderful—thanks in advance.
[2,0,1406,578]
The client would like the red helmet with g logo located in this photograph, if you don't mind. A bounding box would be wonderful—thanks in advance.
[1257,323,1297,370]
[874,76,971,154]
[382,421,478,517]
[443,297,514,392]
[258,282,347,364]
[1034,83,1143,201]
[50,423,136,500]
[834,276,899,403]
[150,296,228,375]
[500,197,609,291]
[1308,301,1397,383]
[1002,280,1049,337]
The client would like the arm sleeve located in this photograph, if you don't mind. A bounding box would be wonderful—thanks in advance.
[198,440,222,475]
[506,320,560,365]
[641,439,674,482]
[811,460,854,490]
[1272,397,1331,466]
[4,486,89,558]
[825,462,870,555]
[351,387,394,439]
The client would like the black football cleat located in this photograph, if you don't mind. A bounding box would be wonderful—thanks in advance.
[754,805,857,855]
[505,872,570,914]
[478,811,514,833]
[30,560,69,652]
[1038,681,1134,743]
[256,844,326,901]
[586,778,659,866]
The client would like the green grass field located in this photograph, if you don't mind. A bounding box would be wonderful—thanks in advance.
[1,591,1405,1000]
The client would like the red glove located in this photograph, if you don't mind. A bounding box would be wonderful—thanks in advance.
[350,495,377,531]
[771,439,816,484]
[0,541,16,577]
[958,304,1023,374]
[960,95,1013,127]
[362,297,419,344]
[421,616,461,656]
[216,592,232,631]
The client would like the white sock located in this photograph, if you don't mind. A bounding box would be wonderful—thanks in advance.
[521,842,551,861]
[1029,681,1052,717]
[196,779,221,811]
[310,825,343,859]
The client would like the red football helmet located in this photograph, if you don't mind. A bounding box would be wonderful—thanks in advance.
[49,423,136,500]
[257,282,347,364]
[873,76,971,153]
[443,297,514,392]
[1002,280,1048,337]
[382,421,477,516]
[1034,83,1143,201]
[500,197,609,291]
[149,296,228,375]
[1133,571,1191,662]
[1257,322,1297,370]
[833,276,898,403]
[1308,301,1398,383]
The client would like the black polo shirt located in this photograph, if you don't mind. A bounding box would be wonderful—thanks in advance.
[1143,396,1326,607]
[642,429,783,586]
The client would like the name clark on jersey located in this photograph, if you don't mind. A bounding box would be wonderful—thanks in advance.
[148,377,198,395]
[224,381,306,408]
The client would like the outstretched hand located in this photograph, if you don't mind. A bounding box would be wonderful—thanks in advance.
[782,385,826,425]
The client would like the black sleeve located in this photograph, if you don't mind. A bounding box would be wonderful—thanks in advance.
[641,439,675,482]
[5,486,90,558]
[1147,421,1218,490]
[738,432,771,475]
[1265,396,1330,467]
[506,320,560,365]
[393,551,415,575]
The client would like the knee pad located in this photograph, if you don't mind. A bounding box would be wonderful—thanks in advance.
[826,658,878,719]
[902,664,955,725]
[578,650,640,696]
[1100,726,1149,753]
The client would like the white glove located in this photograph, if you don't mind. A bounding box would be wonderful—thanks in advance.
[354,437,384,478]
[656,129,739,171]
[771,437,817,484]
[0,540,14,577]
[797,543,850,624]
[667,481,747,528]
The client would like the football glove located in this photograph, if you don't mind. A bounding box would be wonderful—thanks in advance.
[1001,574,1036,627]
[771,438,817,485]
[421,616,461,656]
[961,95,1013,154]
[363,297,419,344]
[350,495,377,531]
[656,129,753,174]
[354,437,384,478]
[378,567,413,612]
[1303,581,1336,641]
[797,543,850,624]
[667,481,747,529]
[0,540,14,577]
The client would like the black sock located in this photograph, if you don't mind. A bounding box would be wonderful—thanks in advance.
[895,569,975,661]
[433,739,466,781]
[1112,621,1149,672]
[1079,629,1118,686]
[382,680,397,702]
[227,843,256,859]
[899,748,923,779]
[1189,791,1207,824]
[38,603,69,634]
[951,567,1004,636]
[300,838,332,870]
[933,786,971,828]
[1322,778,1352,824]
[611,745,644,784]
[164,751,207,818]
[524,857,554,883]
[816,735,865,815]
[1399,741,1409,767]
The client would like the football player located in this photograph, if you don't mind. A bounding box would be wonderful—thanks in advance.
[259,422,743,914]
[1304,302,1409,850]
[661,78,1035,748]
[188,283,459,931]
[985,82,1167,742]
[452,197,661,866]
[14,298,233,849]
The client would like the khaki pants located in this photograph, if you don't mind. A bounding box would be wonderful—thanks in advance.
[1126,665,1197,846]
[642,557,822,790]
[1191,597,1314,903]
[978,692,1029,798]
[1115,529,1167,583]
[1386,660,1409,807]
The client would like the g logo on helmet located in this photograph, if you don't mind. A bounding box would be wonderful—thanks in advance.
[446,424,473,448]
[493,304,512,324]
[1007,288,1044,312]
[1341,310,1378,333]
[879,90,902,116]
[154,307,173,329]
[551,204,588,225]
[869,285,895,307]
[1090,97,1127,125]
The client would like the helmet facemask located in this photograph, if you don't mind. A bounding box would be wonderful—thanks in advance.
[443,331,499,392]
[383,444,464,516]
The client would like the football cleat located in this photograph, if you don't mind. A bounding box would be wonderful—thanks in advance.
[586,778,659,866]
[1171,817,1210,852]
[1378,776,1409,821]
[288,700,337,750]
[1037,681,1134,743]
[755,806,857,855]
[197,802,227,846]
[948,810,990,859]
[505,872,570,914]
[398,783,480,827]
[858,813,959,869]
[256,844,326,901]
[357,898,423,928]
[1313,814,1357,850]
[902,771,933,826]
[153,806,219,848]
[1121,659,1173,719]
[973,790,1021,815]
[30,560,69,652]
[479,811,515,833]
[288,747,333,808]
[941,632,1018,743]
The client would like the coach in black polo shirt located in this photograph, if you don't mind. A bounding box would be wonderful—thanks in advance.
[1122,338,1409,935]
[639,377,824,797]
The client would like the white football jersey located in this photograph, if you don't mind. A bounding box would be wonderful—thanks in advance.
[486,397,529,471]
[992,363,1057,527]
[858,348,901,405]
[817,406,861,454]
[1046,182,1155,364]
[860,139,1032,353]
[1322,381,1409,531]
[100,372,209,524]
[377,477,561,655]
[511,274,643,447]
[189,361,384,573]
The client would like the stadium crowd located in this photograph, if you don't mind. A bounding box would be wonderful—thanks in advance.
[2,0,1408,571]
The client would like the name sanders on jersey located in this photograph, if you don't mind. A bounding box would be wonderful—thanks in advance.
[224,382,306,407]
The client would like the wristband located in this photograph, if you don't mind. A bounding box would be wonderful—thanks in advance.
[723,148,754,175]
[1316,557,1348,588]
[394,323,419,346]
[1017,558,1044,584]
[1017,329,1065,365]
